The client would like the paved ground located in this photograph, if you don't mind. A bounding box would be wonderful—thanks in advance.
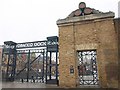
[1,82,118,90]
[1,81,59,88]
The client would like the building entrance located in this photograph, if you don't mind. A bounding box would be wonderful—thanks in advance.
[2,36,59,84]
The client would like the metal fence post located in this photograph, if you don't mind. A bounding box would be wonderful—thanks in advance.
[27,50,30,82]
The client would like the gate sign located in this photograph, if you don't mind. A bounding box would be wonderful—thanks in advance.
[4,36,58,49]
[47,36,58,52]
[16,41,47,49]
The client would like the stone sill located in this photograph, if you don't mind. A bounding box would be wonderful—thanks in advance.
[77,85,100,88]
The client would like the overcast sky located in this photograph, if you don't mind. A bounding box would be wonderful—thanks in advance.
[0,0,119,45]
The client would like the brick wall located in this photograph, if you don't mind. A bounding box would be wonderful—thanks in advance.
[114,18,120,88]
[57,13,118,88]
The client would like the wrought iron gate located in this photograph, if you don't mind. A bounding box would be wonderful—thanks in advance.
[2,36,59,84]
[77,50,99,85]
[15,49,46,83]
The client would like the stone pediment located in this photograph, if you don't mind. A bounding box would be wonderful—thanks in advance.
[57,2,115,25]
[67,2,109,18]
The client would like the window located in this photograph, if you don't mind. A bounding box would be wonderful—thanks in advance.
[78,50,99,85]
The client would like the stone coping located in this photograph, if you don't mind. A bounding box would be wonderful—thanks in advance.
[56,12,115,25]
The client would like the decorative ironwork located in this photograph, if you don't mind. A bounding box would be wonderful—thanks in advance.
[78,50,99,85]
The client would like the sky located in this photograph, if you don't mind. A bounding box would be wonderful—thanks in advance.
[0,0,119,45]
